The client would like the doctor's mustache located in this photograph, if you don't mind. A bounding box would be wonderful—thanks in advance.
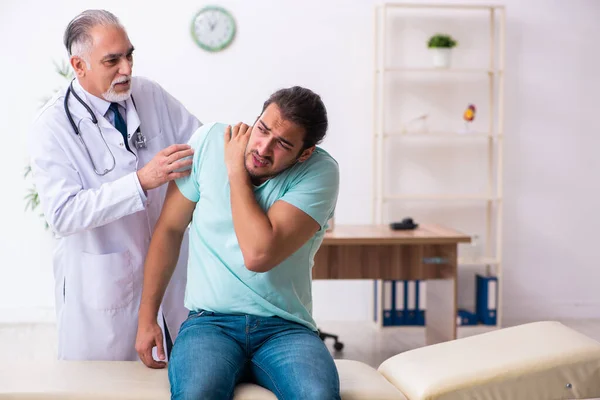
[111,76,131,87]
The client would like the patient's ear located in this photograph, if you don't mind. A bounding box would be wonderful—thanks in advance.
[297,146,315,163]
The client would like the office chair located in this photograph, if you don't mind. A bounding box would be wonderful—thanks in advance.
[319,329,344,351]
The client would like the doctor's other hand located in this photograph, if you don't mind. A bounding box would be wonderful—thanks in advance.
[135,320,166,369]
[137,144,195,191]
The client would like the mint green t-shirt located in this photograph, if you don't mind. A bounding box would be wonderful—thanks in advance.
[175,122,339,330]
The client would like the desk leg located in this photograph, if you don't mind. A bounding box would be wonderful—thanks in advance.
[424,244,458,345]
[425,279,457,345]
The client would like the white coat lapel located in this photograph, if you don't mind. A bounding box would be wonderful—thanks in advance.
[124,96,141,139]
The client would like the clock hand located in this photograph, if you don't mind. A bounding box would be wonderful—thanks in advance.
[207,17,217,31]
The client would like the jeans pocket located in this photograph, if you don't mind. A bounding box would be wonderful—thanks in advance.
[179,310,213,334]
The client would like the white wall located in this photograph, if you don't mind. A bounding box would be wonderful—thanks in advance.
[0,0,598,323]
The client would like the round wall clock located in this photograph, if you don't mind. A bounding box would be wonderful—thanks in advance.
[191,6,237,52]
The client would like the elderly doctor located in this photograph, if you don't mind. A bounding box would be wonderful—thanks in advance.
[28,9,201,361]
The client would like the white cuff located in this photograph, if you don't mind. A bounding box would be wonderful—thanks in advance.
[133,171,147,206]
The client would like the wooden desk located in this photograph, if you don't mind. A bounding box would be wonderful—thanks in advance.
[313,224,470,345]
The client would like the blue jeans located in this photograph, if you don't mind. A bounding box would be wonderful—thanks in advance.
[168,311,340,400]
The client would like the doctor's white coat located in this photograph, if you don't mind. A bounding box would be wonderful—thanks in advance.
[28,77,201,360]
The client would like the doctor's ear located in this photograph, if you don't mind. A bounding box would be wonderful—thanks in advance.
[70,56,88,77]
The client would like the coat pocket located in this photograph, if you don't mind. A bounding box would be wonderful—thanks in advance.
[80,250,133,310]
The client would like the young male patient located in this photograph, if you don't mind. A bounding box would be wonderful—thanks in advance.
[135,86,340,400]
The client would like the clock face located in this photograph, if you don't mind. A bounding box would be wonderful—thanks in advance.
[191,6,236,52]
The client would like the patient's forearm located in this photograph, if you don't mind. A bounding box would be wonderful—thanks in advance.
[138,227,184,324]
[229,172,277,270]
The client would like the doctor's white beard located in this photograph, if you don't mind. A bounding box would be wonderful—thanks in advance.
[102,76,132,102]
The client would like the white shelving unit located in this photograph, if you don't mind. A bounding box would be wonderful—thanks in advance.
[372,3,506,328]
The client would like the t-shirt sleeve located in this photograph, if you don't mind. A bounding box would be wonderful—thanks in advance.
[175,123,216,202]
[279,154,340,229]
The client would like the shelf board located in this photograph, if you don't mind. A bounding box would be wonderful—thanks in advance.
[383,194,499,201]
[376,68,503,74]
[458,257,500,266]
[380,131,503,138]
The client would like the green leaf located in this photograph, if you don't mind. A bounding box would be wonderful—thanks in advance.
[427,34,458,48]
[54,59,74,80]
[24,188,40,212]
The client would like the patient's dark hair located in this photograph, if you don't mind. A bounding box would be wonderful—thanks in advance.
[261,86,328,150]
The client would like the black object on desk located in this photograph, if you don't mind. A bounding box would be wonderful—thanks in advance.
[390,217,418,230]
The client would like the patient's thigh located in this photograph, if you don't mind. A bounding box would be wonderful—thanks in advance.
[251,320,340,400]
[168,313,247,400]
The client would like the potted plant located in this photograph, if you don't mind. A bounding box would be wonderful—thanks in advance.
[427,33,458,68]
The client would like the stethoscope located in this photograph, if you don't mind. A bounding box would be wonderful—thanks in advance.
[64,81,147,176]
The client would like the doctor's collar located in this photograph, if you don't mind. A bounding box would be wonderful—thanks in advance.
[72,79,126,118]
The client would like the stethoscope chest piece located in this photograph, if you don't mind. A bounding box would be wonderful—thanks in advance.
[134,130,147,149]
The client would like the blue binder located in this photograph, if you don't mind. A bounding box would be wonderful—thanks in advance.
[374,280,395,326]
[476,274,497,325]
[416,280,426,326]
[405,280,417,325]
[456,308,478,326]
[393,280,406,325]
[373,281,377,323]
[384,280,394,326]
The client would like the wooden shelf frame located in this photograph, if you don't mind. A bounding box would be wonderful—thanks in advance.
[372,2,506,328]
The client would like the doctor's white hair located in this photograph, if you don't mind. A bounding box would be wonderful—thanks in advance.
[63,9,124,69]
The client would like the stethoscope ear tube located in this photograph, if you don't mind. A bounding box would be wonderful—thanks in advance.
[64,83,80,135]
[63,80,117,176]
[65,80,99,135]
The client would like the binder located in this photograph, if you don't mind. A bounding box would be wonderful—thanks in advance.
[476,274,497,325]
[393,280,406,325]
[373,280,378,323]
[383,280,394,326]
[405,280,417,325]
[416,280,426,326]
[456,308,478,326]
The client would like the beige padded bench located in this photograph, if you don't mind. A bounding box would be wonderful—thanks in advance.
[1,321,599,400]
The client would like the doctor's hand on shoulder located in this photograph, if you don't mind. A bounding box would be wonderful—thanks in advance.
[137,144,195,191]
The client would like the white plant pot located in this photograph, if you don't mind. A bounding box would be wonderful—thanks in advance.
[430,48,452,68]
